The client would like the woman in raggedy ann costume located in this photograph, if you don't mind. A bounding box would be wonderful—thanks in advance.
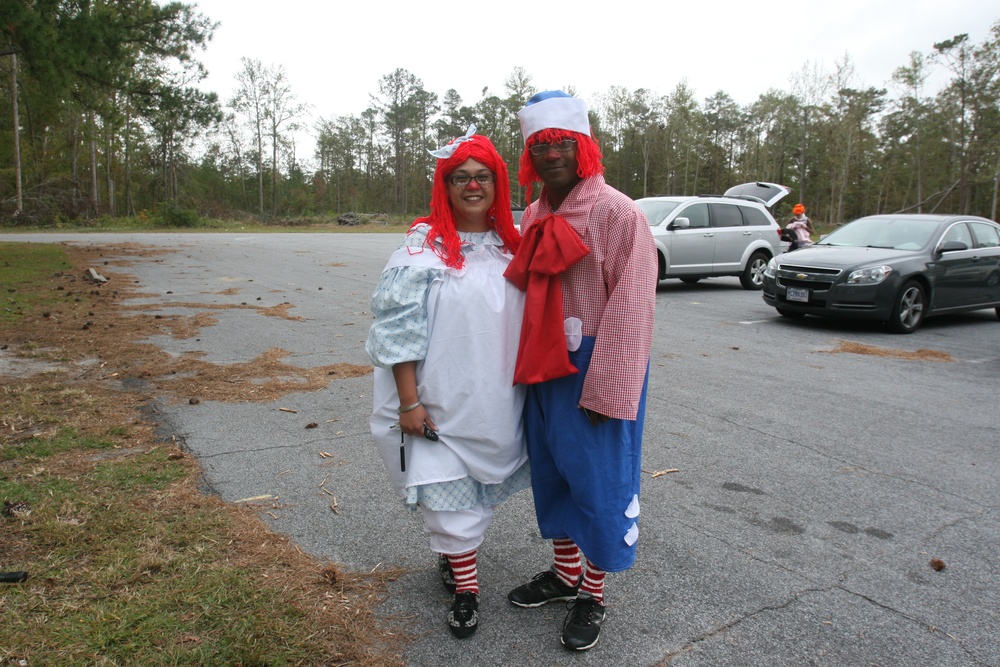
[366,127,527,639]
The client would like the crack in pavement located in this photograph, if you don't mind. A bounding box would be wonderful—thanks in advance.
[660,584,987,665]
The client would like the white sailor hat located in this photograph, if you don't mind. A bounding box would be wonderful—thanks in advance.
[518,91,590,144]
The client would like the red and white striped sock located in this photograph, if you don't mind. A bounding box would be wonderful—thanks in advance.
[447,549,479,595]
[552,538,582,588]
[579,558,606,604]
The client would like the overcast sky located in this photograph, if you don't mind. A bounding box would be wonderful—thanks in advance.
[190,0,997,163]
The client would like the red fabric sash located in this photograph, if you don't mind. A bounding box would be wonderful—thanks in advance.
[504,213,590,385]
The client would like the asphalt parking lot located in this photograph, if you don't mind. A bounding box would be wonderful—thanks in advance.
[3,232,998,666]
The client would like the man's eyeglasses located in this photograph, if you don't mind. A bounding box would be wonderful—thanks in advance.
[528,139,578,156]
[448,173,495,188]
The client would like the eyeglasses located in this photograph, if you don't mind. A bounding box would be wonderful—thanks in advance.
[528,139,578,156]
[448,173,495,188]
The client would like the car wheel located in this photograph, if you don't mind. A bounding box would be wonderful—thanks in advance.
[777,308,805,319]
[739,252,769,290]
[995,306,1000,320]
[887,280,926,333]
[680,277,701,284]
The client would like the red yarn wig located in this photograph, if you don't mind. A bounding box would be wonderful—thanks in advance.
[414,134,520,269]
[518,128,604,188]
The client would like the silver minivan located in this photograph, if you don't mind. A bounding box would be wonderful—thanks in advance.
[636,182,789,290]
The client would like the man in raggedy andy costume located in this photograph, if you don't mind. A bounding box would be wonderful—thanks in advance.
[504,91,657,651]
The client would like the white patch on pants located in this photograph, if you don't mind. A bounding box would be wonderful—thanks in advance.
[625,494,640,519]
[624,522,639,546]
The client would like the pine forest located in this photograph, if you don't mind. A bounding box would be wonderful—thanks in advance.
[2,3,1000,228]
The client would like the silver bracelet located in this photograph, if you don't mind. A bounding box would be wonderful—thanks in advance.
[398,401,422,414]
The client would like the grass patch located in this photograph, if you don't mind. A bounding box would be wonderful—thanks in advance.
[1,447,311,665]
[0,243,74,323]
[0,245,405,666]
[0,427,117,462]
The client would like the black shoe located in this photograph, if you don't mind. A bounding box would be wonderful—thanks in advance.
[561,596,606,651]
[438,555,457,594]
[507,570,579,608]
[448,591,479,638]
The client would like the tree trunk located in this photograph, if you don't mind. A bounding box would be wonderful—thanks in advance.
[124,101,134,216]
[170,142,179,202]
[89,111,100,217]
[915,121,923,214]
[799,107,809,205]
[641,137,651,198]
[256,124,264,215]
[71,116,80,215]
[11,54,23,215]
[992,153,999,222]
[105,125,115,216]
[271,132,277,216]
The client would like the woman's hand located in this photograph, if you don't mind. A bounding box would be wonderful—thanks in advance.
[392,361,438,439]
[399,405,438,437]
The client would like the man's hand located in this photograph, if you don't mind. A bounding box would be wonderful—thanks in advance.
[581,407,608,425]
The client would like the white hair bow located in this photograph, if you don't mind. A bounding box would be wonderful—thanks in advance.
[427,124,477,159]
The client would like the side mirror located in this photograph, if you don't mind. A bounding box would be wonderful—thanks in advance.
[938,240,969,254]
[669,217,691,230]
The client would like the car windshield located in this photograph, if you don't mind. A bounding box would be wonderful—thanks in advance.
[818,216,941,250]
[636,200,680,226]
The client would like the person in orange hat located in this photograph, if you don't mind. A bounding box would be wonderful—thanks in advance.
[786,203,814,251]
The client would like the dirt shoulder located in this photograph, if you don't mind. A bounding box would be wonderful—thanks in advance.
[1,242,403,666]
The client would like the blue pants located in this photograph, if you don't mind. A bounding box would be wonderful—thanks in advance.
[524,337,648,572]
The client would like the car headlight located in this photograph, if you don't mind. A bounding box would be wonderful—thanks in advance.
[846,265,893,284]
[765,258,777,276]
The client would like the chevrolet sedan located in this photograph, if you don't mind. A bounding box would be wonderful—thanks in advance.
[762,214,1000,333]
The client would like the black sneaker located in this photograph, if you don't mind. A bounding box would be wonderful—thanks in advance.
[507,570,580,608]
[448,591,479,638]
[561,596,606,651]
[438,555,457,594]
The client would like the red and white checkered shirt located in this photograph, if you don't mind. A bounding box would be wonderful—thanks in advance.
[521,175,657,420]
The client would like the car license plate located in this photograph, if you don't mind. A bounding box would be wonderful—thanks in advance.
[787,287,809,303]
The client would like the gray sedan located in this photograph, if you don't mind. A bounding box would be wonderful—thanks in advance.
[762,213,1000,333]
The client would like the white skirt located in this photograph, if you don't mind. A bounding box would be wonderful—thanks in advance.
[370,244,527,501]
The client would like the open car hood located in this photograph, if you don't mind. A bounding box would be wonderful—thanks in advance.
[724,182,791,208]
